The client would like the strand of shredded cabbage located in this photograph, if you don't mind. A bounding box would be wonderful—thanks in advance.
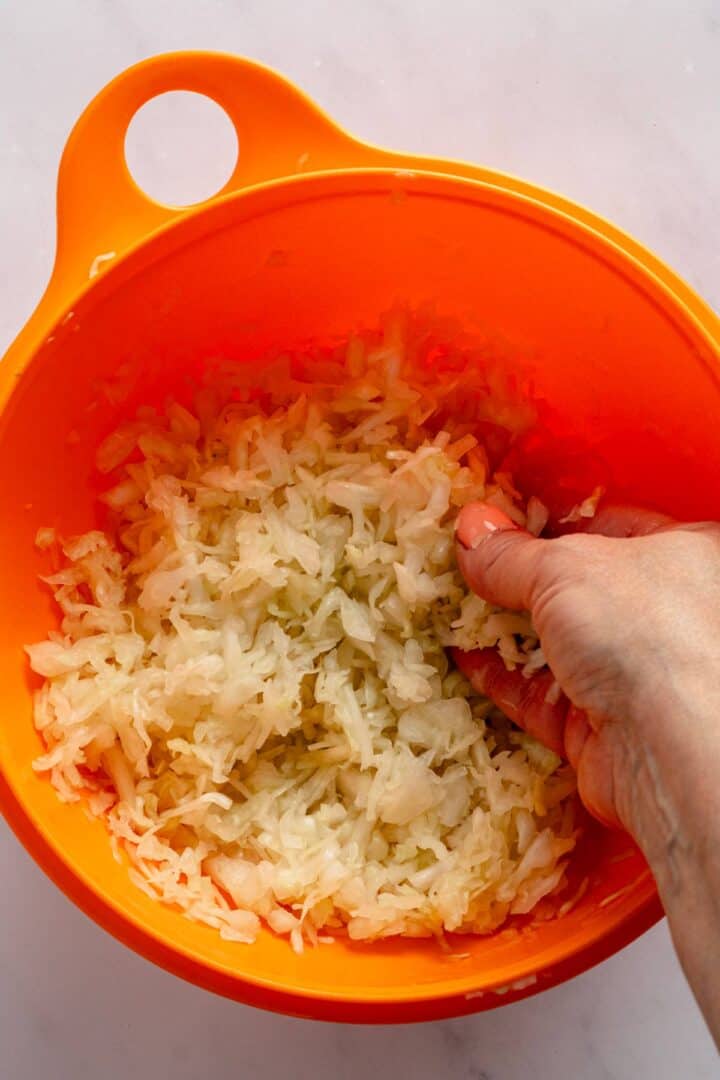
[27,320,577,952]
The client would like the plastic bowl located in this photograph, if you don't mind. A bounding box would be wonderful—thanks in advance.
[1,51,719,1022]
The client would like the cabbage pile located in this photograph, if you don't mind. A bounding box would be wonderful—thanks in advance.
[28,322,577,950]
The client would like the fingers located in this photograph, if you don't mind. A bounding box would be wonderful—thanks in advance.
[454,649,594,774]
[455,500,678,610]
[453,498,669,832]
[455,648,622,826]
[455,503,547,611]
[582,505,675,538]
[453,647,567,756]
[563,705,591,768]
[576,735,622,828]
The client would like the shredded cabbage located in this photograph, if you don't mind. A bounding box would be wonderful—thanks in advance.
[27,319,577,951]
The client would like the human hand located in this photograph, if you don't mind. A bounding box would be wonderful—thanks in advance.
[455,498,720,1045]
[453,499,720,1044]
[453,502,720,835]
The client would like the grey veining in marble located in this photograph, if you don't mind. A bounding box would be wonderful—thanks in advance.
[1,2,719,1078]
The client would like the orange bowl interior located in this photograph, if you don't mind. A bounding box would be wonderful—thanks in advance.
[2,170,719,1020]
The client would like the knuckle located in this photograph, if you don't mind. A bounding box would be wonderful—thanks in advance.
[551,532,600,560]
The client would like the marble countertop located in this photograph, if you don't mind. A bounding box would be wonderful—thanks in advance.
[1,2,718,1077]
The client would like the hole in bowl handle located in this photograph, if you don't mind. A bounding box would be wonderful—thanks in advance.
[50,51,359,302]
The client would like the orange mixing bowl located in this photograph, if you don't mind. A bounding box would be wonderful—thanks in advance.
[2,51,719,1023]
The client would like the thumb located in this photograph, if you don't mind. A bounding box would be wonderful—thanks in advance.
[455,502,547,611]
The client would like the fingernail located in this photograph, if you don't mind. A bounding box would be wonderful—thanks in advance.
[456,502,517,550]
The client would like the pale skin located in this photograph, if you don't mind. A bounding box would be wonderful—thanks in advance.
[453,501,720,1047]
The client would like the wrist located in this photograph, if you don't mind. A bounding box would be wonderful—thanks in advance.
[615,689,720,1047]
[613,688,720,898]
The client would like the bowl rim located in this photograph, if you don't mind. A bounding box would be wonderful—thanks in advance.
[1,163,705,1018]
[2,766,664,1020]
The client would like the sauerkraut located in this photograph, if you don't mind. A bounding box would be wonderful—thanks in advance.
[27,319,577,951]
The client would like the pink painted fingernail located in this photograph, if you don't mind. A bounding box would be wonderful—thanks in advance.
[456,502,517,550]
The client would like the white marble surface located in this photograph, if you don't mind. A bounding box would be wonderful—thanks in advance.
[1,2,719,1076]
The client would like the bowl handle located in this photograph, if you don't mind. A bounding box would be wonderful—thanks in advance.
[49,51,368,304]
